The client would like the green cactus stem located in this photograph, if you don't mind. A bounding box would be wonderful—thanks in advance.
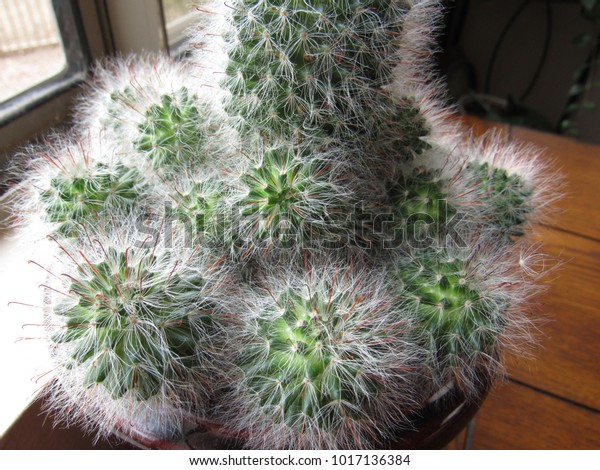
[52,245,218,401]
[387,168,456,244]
[377,101,432,160]
[135,87,209,171]
[171,179,230,244]
[223,0,419,145]
[468,162,534,238]
[39,163,143,235]
[396,248,509,393]
[232,266,420,449]
[238,147,350,249]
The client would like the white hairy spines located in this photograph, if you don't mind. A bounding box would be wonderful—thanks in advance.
[462,130,562,228]
[228,143,360,256]
[1,133,151,241]
[394,237,539,395]
[214,0,420,148]
[41,220,235,439]
[392,1,445,87]
[222,260,426,449]
[388,1,557,236]
[76,54,236,177]
[386,1,468,154]
[186,0,232,92]
[78,54,199,135]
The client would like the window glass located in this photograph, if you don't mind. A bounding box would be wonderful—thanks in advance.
[163,0,195,24]
[162,0,201,48]
[0,0,67,103]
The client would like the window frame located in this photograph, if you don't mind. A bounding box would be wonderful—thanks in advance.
[0,0,88,127]
[165,8,202,55]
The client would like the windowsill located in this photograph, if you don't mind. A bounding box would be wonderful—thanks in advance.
[0,228,55,439]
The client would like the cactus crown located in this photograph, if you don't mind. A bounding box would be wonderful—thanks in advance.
[244,287,379,412]
[237,146,350,248]
[52,242,217,401]
[469,161,534,237]
[135,87,207,171]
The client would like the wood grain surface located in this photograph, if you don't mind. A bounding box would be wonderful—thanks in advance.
[471,380,599,450]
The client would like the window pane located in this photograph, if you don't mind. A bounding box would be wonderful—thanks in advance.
[162,0,201,47]
[163,0,195,24]
[0,0,67,104]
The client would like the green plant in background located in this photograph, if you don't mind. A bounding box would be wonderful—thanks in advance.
[2,0,558,449]
[560,0,600,135]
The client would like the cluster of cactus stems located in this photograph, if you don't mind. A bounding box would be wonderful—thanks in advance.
[1,0,559,449]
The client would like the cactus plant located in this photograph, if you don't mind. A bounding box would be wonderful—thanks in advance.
[0,0,559,449]
[225,262,425,449]
[41,222,232,438]
[394,239,535,395]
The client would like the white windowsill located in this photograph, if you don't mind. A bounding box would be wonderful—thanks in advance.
[0,230,55,439]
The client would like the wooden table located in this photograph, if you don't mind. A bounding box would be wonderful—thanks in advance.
[447,117,600,450]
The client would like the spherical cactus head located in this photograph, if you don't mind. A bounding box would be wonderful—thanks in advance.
[169,177,231,247]
[387,167,456,247]
[45,223,230,437]
[227,261,424,449]
[236,145,353,253]
[14,135,150,239]
[461,131,558,242]
[395,242,530,395]
[468,161,534,239]
[39,161,145,237]
[83,55,231,178]
[134,87,210,173]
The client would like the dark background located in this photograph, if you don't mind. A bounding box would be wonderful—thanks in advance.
[438,0,600,143]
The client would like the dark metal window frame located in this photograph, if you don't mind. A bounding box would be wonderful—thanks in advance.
[0,0,88,126]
